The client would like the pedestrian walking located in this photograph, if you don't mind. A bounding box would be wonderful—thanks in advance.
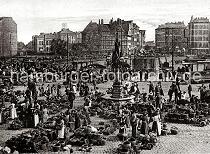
[188,84,192,98]
[66,88,75,109]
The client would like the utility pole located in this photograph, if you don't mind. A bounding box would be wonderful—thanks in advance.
[43,34,46,59]
[1,32,2,57]
[67,33,69,66]
[9,33,12,57]
[172,31,174,73]
[119,20,123,57]
[43,34,46,53]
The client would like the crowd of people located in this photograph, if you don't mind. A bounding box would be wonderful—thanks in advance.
[1,56,210,153]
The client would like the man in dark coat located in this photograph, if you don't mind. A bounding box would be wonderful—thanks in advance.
[140,111,149,135]
[74,112,81,130]
[149,81,154,95]
[188,84,192,98]
[130,113,138,138]
[66,88,75,109]
[168,86,173,102]
[83,83,89,97]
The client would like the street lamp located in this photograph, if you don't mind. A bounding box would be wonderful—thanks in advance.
[66,33,69,66]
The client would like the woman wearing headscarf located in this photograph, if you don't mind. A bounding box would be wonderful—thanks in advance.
[42,105,48,123]
[56,116,65,139]
[34,101,40,127]
[10,103,17,120]
[152,109,161,136]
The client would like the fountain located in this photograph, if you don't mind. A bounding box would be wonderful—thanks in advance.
[102,33,135,104]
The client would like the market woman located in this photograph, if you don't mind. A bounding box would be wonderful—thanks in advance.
[10,103,17,120]
[152,109,161,136]
[56,116,65,139]
[140,111,149,135]
[42,105,49,123]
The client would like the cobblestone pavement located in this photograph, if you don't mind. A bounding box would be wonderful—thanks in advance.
[140,123,210,154]
[70,122,210,154]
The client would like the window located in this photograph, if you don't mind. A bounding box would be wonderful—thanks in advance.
[39,41,43,45]
[39,47,43,51]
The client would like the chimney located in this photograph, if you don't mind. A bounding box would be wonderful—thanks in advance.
[109,18,113,24]
[101,19,104,25]
[99,19,100,25]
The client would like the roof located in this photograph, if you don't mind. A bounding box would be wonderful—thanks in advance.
[190,17,209,23]
[35,33,56,39]
[83,18,143,36]
[58,28,74,34]
[157,22,186,29]
[83,21,98,33]
[100,24,110,32]
[0,17,13,21]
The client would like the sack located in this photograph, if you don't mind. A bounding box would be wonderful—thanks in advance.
[170,126,178,135]
[55,124,62,130]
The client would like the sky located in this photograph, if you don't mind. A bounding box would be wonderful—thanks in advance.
[1,0,210,44]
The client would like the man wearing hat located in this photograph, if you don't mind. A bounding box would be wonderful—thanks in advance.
[130,112,138,138]
[66,87,75,109]
[149,81,154,95]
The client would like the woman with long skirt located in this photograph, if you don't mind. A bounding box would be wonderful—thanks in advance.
[152,109,161,136]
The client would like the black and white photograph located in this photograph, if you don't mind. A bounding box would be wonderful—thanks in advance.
[0,0,210,153]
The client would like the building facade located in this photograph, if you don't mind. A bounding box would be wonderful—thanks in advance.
[56,28,82,43]
[155,22,188,54]
[32,28,82,53]
[188,16,210,56]
[82,18,145,56]
[0,17,17,57]
[32,33,56,53]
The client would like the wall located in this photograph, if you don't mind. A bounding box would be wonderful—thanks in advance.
[0,17,17,57]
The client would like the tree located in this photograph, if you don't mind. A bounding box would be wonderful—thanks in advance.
[17,42,26,51]
[50,39,67,55]
[70,43,86,58]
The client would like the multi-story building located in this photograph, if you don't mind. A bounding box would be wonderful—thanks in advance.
[75,32,82,43]
[188,16,210,55]
[32,28,82,53]
[82,18,145,56]
[82,21,103,52]
[32,33,56,53]
[0,17,17,57]
[155,22,188,54]
[56,28,82,43]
